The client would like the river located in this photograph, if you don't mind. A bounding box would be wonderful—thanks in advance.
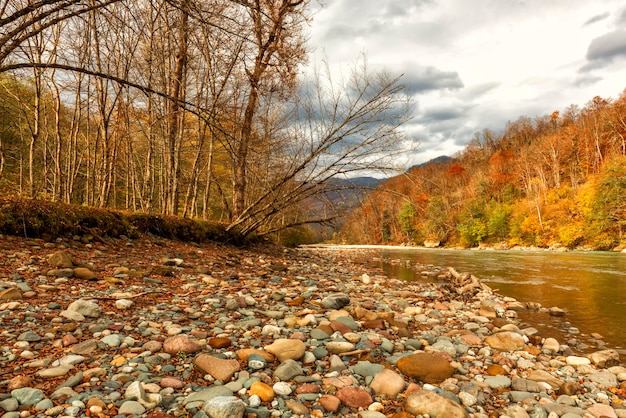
[376,248,626,355]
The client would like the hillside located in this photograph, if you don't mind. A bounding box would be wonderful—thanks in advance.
[339,91,626,250]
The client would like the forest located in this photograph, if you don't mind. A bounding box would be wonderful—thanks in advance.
[3,2,626,248]
[0,0,410,241]
[340,91,626,250]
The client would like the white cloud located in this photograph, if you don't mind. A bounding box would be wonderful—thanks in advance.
[308,0,626,167]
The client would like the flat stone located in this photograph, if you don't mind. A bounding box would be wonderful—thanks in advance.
[542,337,560,353]
[527,370,564,389]
[586,403,618,418]
[65,299,100,317]
[237,348,275,363]
[11,388,45,406]
[183,387,234,406]
[326,341,355,354]
[284,399,309,415]
[118,400,146,416]
[124,381,162,409]
[202,396,246,418]
[272,381,292,396]
[163,335,201,354]
[485,375,511,389]
[0,288,22,300]
[485,331,525,351]
[319,394,341,412]
[37,364,73,379]
[587,371,618,388]
[369,368,406,398]
[47,251,73,268]
[351,361,384,377]
[566,355,591,367]
[249,381,274,402]
[588,349,621,368]
[7,376,33,391]
[274,359,304,381]
[265,338,305,361]
[336,386,373,409]
[194,354,241,382]
[160,376,185,389]
[208,337,232,349]
[73,267,96,280]
[404,390,469,418]
[17,331,41,342]
[397,353,454,384]
[511,377,544,393]
[558,382,582,395]
[0,398,18,412]
[321,293,351,309]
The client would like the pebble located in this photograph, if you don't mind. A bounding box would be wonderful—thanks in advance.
[1,239,624,418]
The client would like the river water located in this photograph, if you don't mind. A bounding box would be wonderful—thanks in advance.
[377,248,626,354]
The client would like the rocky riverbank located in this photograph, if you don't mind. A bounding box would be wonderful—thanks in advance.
[1,235,625,418]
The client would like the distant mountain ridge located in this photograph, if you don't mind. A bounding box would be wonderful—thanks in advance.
[407,155,453,172]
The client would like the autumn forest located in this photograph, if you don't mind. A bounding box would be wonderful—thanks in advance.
[340,92,626,250]
[0,0,409,239]
[1,1,626,248]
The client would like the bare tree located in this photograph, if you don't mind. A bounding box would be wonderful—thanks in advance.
[228,58,413,236]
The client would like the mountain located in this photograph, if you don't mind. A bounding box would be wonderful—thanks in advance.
[407,155,453,171]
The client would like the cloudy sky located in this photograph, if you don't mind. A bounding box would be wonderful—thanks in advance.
[308,0,626,167]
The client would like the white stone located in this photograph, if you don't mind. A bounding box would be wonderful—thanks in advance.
[248,394,261,408]
[115,299,133,309]
[459,391,477,407]
[404,306,423,315]
[368,402,384,412]
[541,338,560,353]
[20,350,35,359]
[565,356,591,367]
[53,355,86,366]
[272,382,292,396]
[262,325,282,335]
[325,341,355,354]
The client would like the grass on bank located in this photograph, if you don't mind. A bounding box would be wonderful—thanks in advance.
[0,198,247,245]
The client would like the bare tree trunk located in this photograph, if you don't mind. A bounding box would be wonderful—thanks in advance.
[164,4,188,215]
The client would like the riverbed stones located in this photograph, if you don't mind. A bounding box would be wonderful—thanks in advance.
[163,335,201,354]
[542,337,560,353]
[73,267,96,280]
[396,353,455,383]
[194,354,240,382]
[485,331,526,351]
[335,387,373,408]
[203,396,246,418]
[249,381,274,402]
[2,236,625,418]
[11,388,45,406]
[369,368,406,397]
[527,369,564,389]
[64,298,100,317]
[265,338,306,361]
[589,349,621,368]
[326,341,355,354]
[124,381,162,409]
[47,251,73,268]
[0,287,22,300]
[404,389,469,418]
[274,359,303,381]
[321,293,351,309]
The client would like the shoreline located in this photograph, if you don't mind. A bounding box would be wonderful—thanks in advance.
[0,236,625,417]
[301,243,626,253]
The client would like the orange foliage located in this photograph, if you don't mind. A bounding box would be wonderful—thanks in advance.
[339,89,626,249]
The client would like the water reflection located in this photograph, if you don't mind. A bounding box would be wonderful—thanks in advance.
[380,248,626,353]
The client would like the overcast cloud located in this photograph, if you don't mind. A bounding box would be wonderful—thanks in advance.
[308,0,626,167]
